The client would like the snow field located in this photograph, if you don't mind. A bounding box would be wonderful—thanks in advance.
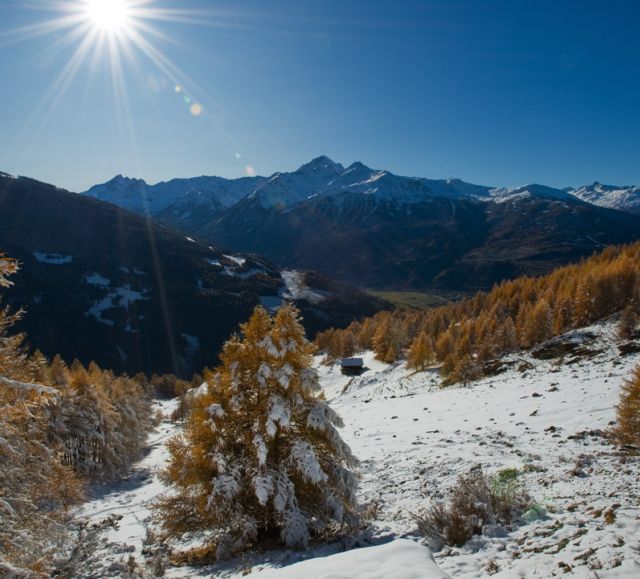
[74,320,640,578]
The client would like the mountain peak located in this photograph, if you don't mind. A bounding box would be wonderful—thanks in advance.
[347,161,368,169]
[107,174,146,186]
[297,156,343,174]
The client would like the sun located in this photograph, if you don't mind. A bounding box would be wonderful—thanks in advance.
[84,0,131,32]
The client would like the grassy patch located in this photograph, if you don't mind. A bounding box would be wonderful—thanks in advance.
[365,290,466,310]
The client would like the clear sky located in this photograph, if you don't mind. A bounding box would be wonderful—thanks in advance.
[1,0,639,192]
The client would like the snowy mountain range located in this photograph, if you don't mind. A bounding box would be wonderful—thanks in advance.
[570,182,640,215]
[83,156,640,216]
[82,158,640,291]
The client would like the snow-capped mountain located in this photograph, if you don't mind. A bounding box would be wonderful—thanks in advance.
[84,157,640,217]
[83,156,496,219]
[244,157,494,209]
[84,173,265,229]
[485,183,578,203]
[569,182,640,215]
[247,155,345,209]
[83,158,640,291]
[202,164,640,290]
[0,173,388,377]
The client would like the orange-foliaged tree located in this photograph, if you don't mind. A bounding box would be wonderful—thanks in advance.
[615,365,640,447]
[318,241,640,384]
[157,304,361,560]
[0,253,153,574]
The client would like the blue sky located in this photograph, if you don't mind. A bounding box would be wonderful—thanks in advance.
[1,0,639,192]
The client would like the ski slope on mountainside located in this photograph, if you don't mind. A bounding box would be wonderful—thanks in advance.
[71,320,640,578]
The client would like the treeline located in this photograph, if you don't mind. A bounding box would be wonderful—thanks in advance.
[0,255,154,575]
[317,242,640,383]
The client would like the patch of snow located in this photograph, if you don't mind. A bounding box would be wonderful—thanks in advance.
[279,270,331,304]
[223,254,247,267]
[483,184,577,204]
[86,284,149,326]
[33,251,73,265]
[570,182,640,214]
[245,539,449,578]
[223,267,264,279]
[85,272,111,287]
[319,321,640,579]
[0,376,58,396]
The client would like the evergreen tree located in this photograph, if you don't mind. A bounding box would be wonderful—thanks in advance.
[407,332,435,371]
[372,313,406,362]
[522,299,552,348]
[156,305,361,560]
[449,353,481,386]
[618,306,638,340]
[614,365,640,446]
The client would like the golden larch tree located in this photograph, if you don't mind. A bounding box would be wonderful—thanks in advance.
[156,304,361,560]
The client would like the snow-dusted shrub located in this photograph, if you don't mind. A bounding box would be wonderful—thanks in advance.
[155,305,362,560]
[413,468,529,548]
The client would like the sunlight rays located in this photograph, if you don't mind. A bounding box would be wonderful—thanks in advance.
[5,0,227,156]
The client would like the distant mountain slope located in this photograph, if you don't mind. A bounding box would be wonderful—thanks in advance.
[0,174,387,376]
[82,156,490,225]
[205,185,640,290]
[84,173,266,231]
[83,157,640,291]
[569,182,640,215]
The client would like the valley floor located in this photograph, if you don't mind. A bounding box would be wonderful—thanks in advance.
[72,320,640,578]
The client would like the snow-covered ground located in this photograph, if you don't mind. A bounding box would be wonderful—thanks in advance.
[72,320,640,578]
[244,539,449,579]
[33,251,73,264]
[280,270,331,304]
[70,399,180,577]
[86,284,149,326]
[319,323,640,578]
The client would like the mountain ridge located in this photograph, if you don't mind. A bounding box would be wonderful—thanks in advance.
[82,156,640,216]
[79,158,640,291]
[0,173,388,376]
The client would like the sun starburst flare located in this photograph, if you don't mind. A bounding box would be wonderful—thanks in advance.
[1,0,243,160]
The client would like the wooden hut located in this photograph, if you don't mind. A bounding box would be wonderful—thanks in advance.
[340,357,364,376]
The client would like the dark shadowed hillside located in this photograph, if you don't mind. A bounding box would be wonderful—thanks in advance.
[0,174,388,376]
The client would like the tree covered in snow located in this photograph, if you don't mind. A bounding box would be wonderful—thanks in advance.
[0,254,154,573]
[0,257,80,573]
[156,304,361,560]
